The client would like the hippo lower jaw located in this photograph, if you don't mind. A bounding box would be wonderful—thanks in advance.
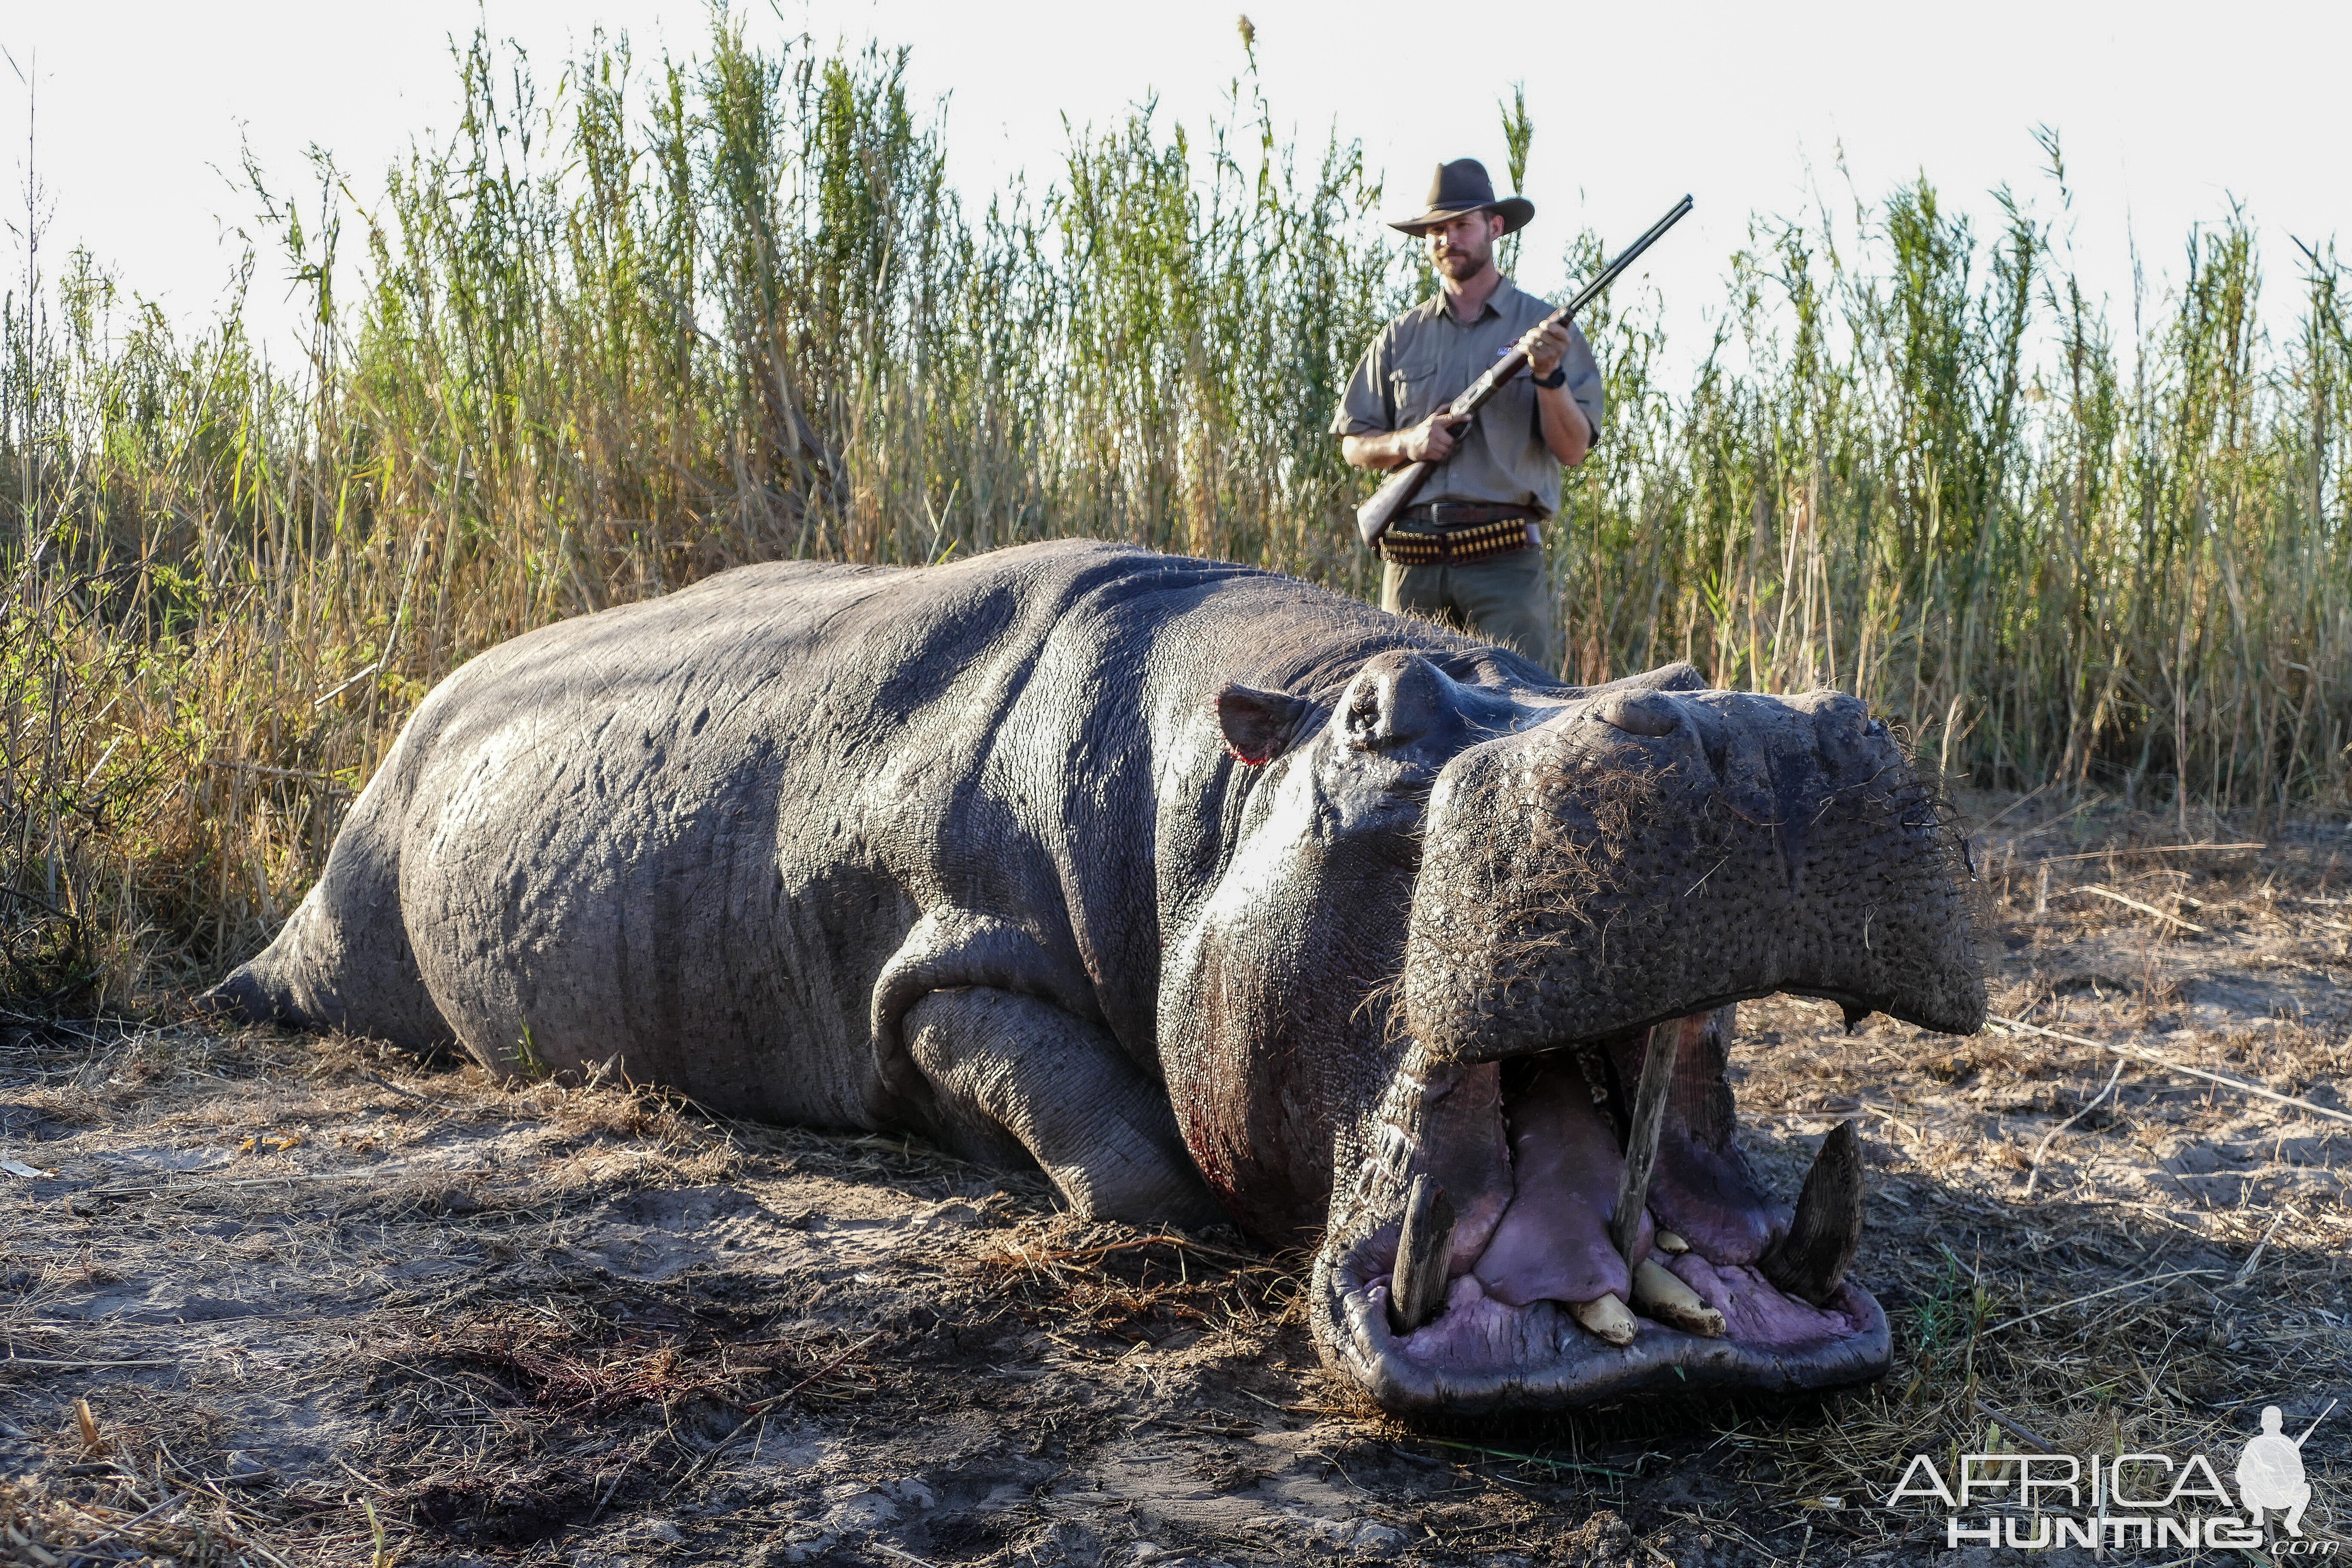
[1314,1008,1893,1418]
[1321,1260,1890,1419]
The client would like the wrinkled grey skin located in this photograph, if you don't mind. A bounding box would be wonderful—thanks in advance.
[210,540,1983,1419]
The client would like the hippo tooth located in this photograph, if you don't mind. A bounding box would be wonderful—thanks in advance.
[1569,1292,1639,1346]
[1387,1173,1456,1335]
[1760,1119,1865,1307]
[1632,1260,1725,1337]
[1654,1229,1690,1254]
[1608,1021,1684,1262]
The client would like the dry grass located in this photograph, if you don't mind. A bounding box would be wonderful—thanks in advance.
[0,791,2348,1565]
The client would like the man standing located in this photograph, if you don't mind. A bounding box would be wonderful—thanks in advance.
[1332,159,1604,667]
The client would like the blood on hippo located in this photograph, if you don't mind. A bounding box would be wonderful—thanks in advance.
[202,539,1983,1422]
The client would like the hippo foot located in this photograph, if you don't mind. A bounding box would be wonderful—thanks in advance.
[1315,1014,1891,1417]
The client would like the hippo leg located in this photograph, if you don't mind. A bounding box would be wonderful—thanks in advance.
[200,778,453,1055]
[903,988,1223,1228]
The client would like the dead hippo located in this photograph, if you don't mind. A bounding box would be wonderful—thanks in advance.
[208,539,1982,1419]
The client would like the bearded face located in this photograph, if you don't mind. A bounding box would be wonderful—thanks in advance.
[1427,210,1506,282]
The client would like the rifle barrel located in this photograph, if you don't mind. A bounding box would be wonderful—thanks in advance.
[1562,194,1693,320]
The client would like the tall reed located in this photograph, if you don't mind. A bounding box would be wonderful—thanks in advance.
[2,20,2345,1009]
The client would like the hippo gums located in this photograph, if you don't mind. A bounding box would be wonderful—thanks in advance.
[209,540,1984,1419]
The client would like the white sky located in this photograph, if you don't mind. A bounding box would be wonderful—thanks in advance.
[5,1,2346,377]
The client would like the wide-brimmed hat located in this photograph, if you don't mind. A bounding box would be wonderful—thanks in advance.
[1386,158,1534,236]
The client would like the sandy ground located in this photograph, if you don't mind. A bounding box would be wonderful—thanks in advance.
[4,792,2351,1566]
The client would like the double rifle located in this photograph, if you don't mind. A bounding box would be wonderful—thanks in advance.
[1355,194,1696,549]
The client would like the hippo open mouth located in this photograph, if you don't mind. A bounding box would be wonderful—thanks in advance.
[1318,1009,1888,1417]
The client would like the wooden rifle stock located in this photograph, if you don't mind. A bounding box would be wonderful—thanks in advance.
[1354,194,1694,550]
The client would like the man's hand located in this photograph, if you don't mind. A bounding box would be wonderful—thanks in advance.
[1520,319,1592,465]
[1342,410,1471,471]
[1400,409,1470,465]
[1519,320,1572,380]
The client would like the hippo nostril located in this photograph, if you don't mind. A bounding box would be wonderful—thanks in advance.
[1596,693,1678,738]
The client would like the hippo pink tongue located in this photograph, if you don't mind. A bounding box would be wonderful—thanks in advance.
[1472,1064,1650,1307]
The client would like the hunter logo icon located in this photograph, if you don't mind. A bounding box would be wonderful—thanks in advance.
[1884,1396,2335,1550]
[2237,1402,2331,1537]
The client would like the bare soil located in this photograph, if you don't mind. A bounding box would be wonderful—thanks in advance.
[4,793,2350,1567]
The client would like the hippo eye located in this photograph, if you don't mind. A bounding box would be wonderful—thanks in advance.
[1348,695,1380,746]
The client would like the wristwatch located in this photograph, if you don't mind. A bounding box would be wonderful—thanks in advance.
[1532,364,1568,389]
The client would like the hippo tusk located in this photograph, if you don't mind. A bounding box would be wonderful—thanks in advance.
[1631,1259,1725,1337]
[1568,1291,1639,1346]
[1387,1173,1456,1335]
[1608,1020,1682,1264]
[1760,1119,1865,1306]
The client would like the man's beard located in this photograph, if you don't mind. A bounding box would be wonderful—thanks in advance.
[1433,244,1489,280]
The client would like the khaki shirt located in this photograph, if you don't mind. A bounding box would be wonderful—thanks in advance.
[1330,276,1604,518]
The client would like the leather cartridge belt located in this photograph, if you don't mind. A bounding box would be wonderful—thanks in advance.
[1379,502,1542,567]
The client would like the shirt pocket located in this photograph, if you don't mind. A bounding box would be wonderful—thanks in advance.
[1387,356,1445,427]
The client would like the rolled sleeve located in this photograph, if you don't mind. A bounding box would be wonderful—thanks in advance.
[1549,322,1605,447]
[1330,331,1396,436]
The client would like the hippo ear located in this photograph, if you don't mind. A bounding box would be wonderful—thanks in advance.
[1214,683,1314,766]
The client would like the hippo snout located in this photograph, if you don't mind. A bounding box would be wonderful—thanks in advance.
[1402,686,1982,1063]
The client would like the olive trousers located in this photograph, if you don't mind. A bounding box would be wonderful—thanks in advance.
[1380,545,1556,670]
